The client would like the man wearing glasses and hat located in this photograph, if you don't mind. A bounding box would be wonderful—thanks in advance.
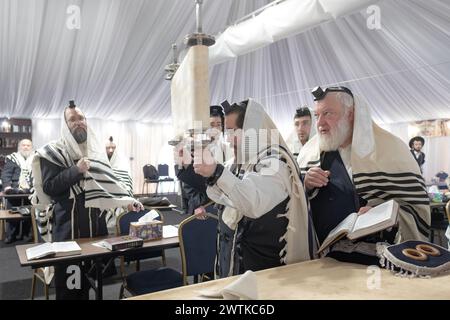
[298,86,430,265]
[409,136,425,173]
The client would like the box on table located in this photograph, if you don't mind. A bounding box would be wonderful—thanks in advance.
[129,220,163,241]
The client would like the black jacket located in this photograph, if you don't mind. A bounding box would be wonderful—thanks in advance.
[1,158,21,189]
[410,150,425,167]
[40,158,107,241]
[176,164,209,215]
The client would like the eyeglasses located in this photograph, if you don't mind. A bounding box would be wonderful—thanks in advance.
[311,86,354,101]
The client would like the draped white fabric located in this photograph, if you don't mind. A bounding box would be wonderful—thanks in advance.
[209,0,450,139]
[1,0,450,187]
[209,0,379,65]
[380,122,450,185]
[1,0,449,127]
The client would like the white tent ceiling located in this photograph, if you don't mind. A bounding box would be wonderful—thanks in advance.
[1,0,450,129]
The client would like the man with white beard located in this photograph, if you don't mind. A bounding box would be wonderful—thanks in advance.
[1,139,34,243]
[298,86,430,265]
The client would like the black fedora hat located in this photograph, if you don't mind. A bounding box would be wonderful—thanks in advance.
[409,136,425,148]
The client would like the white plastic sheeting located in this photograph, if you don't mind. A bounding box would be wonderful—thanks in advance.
[209,0,379,65]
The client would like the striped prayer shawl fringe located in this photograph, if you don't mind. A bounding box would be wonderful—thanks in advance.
[7,152,32,189]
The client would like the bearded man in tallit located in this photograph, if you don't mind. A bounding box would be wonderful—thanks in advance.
[1,139,34,243]
[298,86,430,265]
[192,99,316,278]
[31,101,142,299]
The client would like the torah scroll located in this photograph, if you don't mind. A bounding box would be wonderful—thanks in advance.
[170,45,211,141]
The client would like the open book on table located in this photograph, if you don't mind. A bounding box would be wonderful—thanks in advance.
[26,241,82,260]
[318,200,399,253]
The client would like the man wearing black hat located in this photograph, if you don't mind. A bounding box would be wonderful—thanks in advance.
[409,136,425,173]
[298,86,430,265]
[31,101,142,299]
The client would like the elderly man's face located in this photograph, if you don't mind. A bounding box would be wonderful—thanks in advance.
[314,94,354,151]
[413,140,423,151]
[19,139,33,158]
[65,107,87,143]
[294,116,312,145]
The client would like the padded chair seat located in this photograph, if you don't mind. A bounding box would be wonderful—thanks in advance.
[126,267,183,295]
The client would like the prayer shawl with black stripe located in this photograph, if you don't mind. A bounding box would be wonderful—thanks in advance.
[109,151,133,195]
[212,98,316,267]
[31,119,135,213]
[105,150,133,229]
[32,143,135,209]
[7,152,33,189]
[298,98,430,244]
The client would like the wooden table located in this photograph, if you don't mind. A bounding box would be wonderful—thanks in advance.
[129,258,450,300]
[0,209,31,241]
[16,235,179,299]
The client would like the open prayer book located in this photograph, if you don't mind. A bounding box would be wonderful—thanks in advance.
[26,241,82,260]
[318,200,399,253]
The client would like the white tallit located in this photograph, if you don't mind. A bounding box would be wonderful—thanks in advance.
[219,98,316,264]
[298,96,431,244]
[6,151,34,189]
[31,110,136,211]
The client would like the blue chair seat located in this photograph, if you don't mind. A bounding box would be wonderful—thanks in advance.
[125,267,183,296]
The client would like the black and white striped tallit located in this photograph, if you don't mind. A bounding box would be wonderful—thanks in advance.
[31,116,136,239]
[109,151,133,195]
[32,142,134,209]
[105,150,134,229]
[298,96,430,245]
[6,152,33,189]
[219,98,316,267]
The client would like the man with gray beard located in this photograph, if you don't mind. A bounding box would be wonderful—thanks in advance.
[298,86,430,265]
[1,139,34,243]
